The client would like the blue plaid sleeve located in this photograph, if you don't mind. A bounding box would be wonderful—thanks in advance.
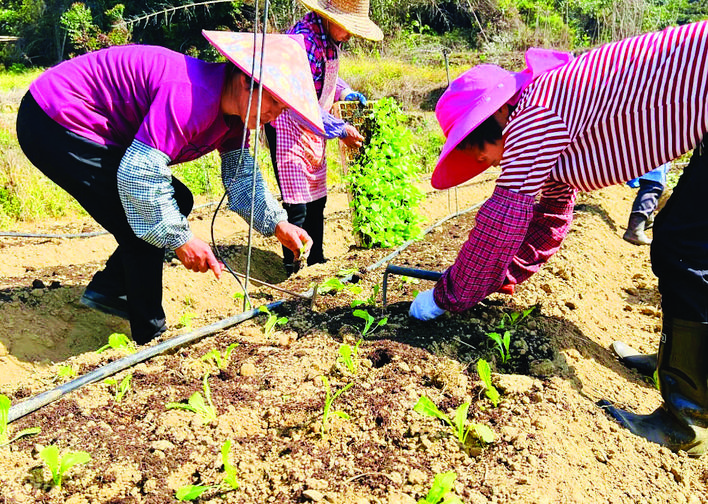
[117,139,193,250]
[221,149,287,236]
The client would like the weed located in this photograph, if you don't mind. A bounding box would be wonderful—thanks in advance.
[413,396,494,446]
[39,445,91,490]
[477,359,500,407]
[321,376,354,433]
[258,305,288,338]
[97,333,136,354]
[337,339,363,374]
[104,374,132,403]
[166,374,217,425]
[352,309,388,337]
[202,343,239,371]
[418,471,462,504]
[0,394,40,446]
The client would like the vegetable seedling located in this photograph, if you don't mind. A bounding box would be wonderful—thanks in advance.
[176,484,213,501]
[351,284,381,308]
[413,396,494,446]
[57,365,77,380]
[178,311,198,331]
[202,343,239,371]
[320,376,354,433]
[39,445,91,490]
[174,440,238,500]
[97,332,136,354]
[353,309,387,337]
[166,374,217,425]
[477,359,500,407]
[221,440,239,490]
[498,307,535,329]
[486,330,511,363]
[104,374,132,403]
[258,305,288,338]
[337,339,362,375]
[418,471,463,504]
[0,394,40,446]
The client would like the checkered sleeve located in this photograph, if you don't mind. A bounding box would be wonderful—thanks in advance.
[505,180,577,286]
[117,139,193,250]
[221,149,287,236]
[433,186,535,312]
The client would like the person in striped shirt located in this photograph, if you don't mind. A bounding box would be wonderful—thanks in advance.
[410,21,708,455]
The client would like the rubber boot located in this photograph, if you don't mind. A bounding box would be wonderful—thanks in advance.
[599,317,708,456]
[623,212,652,245]
[611,341,657,377]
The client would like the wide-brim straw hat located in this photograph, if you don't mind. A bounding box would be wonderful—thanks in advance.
[298,0,383,41]
[431,48,574,190]
[202,30,324,135]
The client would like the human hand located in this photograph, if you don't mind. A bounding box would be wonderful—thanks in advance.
[274,221,312,261]
[340,124,364,149]
[344,91,367,105]
[175,237,224,279]
[409,289,446,320]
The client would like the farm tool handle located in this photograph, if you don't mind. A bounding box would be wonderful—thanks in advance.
[382,264,442,306]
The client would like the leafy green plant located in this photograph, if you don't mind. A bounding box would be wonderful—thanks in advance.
[418,471,463,504]
[258,306,288,338]
[104,374,132,403]
[346,97,425,248]
[321,376,354,433]
[486,330,511,364]
[176,484,213,501]
[175,439,239,500]
[413,396,494,445]
[202,343,239,371]
[337,339,363,374]
[97,333,136,354]
[221,440,239,490]
[351,284,381,308]
[178,311,198,331]
[477,359,500,407]
[39,445,91,490]
[57,365,77,380]
[498,307,535,329]
[353,309,388,337]
[166,374,217,425]
[0,394,40,446]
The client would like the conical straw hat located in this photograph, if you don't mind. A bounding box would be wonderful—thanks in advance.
[202,30,324,135]
[298,0,383,41]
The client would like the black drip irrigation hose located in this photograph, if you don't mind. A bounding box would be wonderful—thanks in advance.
[7,195,487,424]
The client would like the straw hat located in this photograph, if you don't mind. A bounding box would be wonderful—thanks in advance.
[431,48,574,190]
[202,30,324,135]
[298,0,383,41]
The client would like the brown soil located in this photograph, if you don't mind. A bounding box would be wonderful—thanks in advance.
[1,176,707,504]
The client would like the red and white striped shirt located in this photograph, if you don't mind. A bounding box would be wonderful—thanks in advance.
[434,21,708,312]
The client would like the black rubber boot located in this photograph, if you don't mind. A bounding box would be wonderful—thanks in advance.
[611,341,657,377]
[599,317,708,456]
[623,212,652,245]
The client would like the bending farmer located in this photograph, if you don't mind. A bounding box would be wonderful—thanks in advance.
[410,22,708,455]
[16,32,324,345]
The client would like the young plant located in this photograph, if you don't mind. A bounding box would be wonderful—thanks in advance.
[353,308,388,337]
[413,396,494,446]
[486,330,511,364]
[57,365,77,380]
[477,359,500,407]
[498,307,535,329]
[258,305,288,338]
[39,445,91,490]
[0,394,40,446]
[231,291,252,310]
[337,339,362,374]
[175,440,239,500]
[320,376,354,433]
[97,332,136,354]
[176,484,213,501]
[351,284,381,308]
[166,374,217,425]
[202,343,239,371]
[418,471,463,504]
[221,440,239,490]
[104,374,132,403]
[178,311,198,331]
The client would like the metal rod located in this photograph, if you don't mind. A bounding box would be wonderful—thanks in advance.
[383,265,442,306]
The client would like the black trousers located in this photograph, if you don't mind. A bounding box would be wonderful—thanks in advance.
[16,92,193,343]
[652,140,708,322]
[264,123,327,266]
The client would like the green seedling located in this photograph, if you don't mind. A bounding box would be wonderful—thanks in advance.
[97,332,136,354]
[166,374,217,425]
[176,484,214,501]
[351,284,381,308]
[178,311,198,330]
[258,305,288,338]
[231,292,252,310]
[498,307,535,329]
[413,396,494,446]
[202,343,239,371]
[39,445,91,490]
[104,374,132,403]
[486,330,511,363]
[174,439,239,500]
[353,309,388,337]
[418,471,463,504]
[221,440,239,490]
[57,365,77,380]
[321,376,354,433]
[477,359,500,407]
[0,394,40,446]
[318,277,347,294]
[337,339,362,374]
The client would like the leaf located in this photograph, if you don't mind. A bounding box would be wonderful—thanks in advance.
[422,471,458,504]
[471,423,495,444]
[413,396,452,427]
[453,402,470,443]
[60,451,91,475]
[176,485,212,501]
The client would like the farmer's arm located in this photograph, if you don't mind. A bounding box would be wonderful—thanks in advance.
[220,148,311,257]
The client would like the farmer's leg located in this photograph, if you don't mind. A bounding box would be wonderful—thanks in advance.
[280,202,307,275]
[304,196,327,265]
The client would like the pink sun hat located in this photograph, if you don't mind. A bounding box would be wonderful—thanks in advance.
[431,48,574,190]
[202,30,324,135]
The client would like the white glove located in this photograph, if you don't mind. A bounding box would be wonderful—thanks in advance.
[409,289,446,320]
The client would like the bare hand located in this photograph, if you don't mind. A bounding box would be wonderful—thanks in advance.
[274,221,312,260]
[341,124,364,149]
[175,237,224,279]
